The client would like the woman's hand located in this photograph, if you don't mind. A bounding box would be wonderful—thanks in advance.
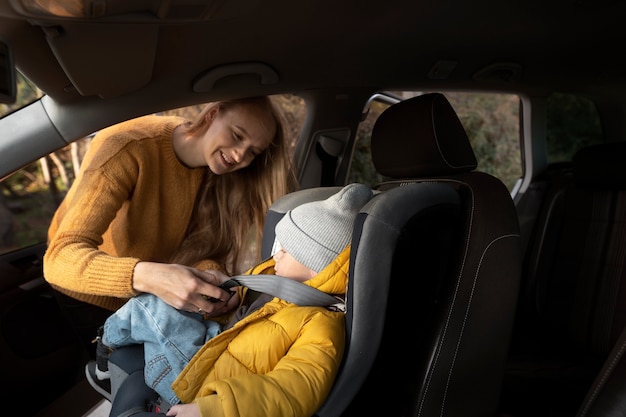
[166,402,201,417]
[132,261,235,315]
[204,269,241,313]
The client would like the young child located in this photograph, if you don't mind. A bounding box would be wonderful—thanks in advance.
[89,183,374,416]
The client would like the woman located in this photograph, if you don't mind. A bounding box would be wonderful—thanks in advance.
[44,96,298,321]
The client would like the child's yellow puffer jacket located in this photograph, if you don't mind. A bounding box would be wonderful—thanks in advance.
[172,245,350,417]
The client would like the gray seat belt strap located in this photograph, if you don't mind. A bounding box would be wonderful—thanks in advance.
[222,274,345,311]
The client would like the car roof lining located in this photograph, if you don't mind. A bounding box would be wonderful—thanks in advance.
[2,0,626,111]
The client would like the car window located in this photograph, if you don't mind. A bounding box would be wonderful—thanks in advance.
[0,71,42,118]
[0,134,93,256]
[1,72,48,254]
[0,94,307,268]
[349,91,522,191]
[546,92,603,163]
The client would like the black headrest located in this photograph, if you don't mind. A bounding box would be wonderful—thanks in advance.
[573,142,626,189]
[371,93,477,178]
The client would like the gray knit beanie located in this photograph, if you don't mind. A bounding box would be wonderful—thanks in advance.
[275,183,374,273]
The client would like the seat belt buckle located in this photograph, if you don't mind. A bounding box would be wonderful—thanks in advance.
[147,396,171,415]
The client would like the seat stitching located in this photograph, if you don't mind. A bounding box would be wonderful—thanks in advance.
[441,233,521,416]
[417,180,474,417]
[578,337,626,416]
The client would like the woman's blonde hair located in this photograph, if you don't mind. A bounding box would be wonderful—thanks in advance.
[170,96,298,273]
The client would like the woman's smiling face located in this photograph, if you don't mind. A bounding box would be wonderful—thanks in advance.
[202,103,275,175]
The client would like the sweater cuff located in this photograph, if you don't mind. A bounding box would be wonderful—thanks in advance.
[87,255,140,296]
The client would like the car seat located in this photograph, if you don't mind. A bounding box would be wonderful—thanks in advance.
[320,92,522,417]
[576,323,626,417]
[502,141,626,416]
[262,181,465,417]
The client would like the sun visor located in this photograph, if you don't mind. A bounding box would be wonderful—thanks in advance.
[44,23,157,98]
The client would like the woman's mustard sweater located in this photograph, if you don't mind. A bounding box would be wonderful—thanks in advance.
[44,115,205,311]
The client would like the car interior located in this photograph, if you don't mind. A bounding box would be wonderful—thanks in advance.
[1,0,626,416]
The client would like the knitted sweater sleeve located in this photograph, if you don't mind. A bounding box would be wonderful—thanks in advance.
[44,140,143,310]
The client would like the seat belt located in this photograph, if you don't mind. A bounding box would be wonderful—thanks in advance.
[221,274,345,312]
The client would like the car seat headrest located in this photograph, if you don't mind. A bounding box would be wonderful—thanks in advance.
[371,93,477,178]
[573,142,626,189]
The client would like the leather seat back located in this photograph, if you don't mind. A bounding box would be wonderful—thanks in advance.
[356,92,522,417]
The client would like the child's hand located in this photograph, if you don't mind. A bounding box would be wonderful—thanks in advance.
[223,286,241,311]
[166,402,201,417]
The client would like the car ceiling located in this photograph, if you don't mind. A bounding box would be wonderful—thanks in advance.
[1,0,625,113]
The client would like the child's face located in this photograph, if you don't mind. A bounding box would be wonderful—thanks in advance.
[272,244,317,282]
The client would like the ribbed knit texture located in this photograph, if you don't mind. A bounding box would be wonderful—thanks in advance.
[44,115,205,311]
[274,183,373,273]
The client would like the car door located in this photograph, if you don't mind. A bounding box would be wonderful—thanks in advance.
[0,161,100,416]
[0,72,105,416]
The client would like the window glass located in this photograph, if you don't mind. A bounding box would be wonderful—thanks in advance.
[0,94,306,263]
[0,71,43,117]
[349,92,522,191]
[546,92,603,163]
[1,72,48,254]
[0,137,93,255]
[348,98,391,186]
[446,92,521,190]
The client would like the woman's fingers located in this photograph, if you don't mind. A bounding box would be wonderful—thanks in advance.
[193,284,233,315]
[134,262,236,315]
